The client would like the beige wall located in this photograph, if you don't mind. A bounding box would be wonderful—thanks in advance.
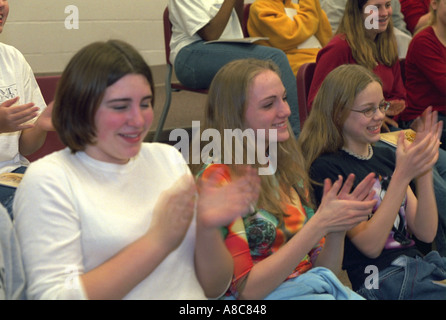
[2,0,169,74]
[2,0,255,76]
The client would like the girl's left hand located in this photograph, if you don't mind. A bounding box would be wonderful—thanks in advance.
[396,107,442,178]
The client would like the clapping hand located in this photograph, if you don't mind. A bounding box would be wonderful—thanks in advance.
[315,173,377,234]
[396,107,442,179]
[196,165,260,229]
[149,174,197,252]
[0,97,39,133]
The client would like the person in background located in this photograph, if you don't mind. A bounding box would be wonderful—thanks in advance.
[247,0,332,76]
[321,0,412,58]
[400,0,432,34]
[13,40,260,300]
[399,0,446,149]
[308,0,446,257]
[0,0,53,218]
[299,64,446,300]
[308,0,406,131]
[193,58,378,300]
[168,0,301,136]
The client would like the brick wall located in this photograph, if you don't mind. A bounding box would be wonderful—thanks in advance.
[2,0,255,77]
[2,0,168,74]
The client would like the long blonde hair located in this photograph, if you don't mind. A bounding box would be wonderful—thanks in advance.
[192,58,312,222]
[428,0,439,27]
[337,0,399,69]
[298,64,382,173]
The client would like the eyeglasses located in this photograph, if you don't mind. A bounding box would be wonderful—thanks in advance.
[351,101,390,118]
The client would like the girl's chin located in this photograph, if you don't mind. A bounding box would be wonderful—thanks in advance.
[270,132,290,143]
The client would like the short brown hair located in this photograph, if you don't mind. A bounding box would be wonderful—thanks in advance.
[53,40,154,152]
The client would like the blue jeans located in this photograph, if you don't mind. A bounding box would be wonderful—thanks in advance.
[174,41,300,136]
[224,267,364,300]
[0,166,27,220]
[356,251,446,300]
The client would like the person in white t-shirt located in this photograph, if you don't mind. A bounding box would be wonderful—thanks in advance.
[13,39,260,300]
[168,0,301,136]
[0,0,53,218]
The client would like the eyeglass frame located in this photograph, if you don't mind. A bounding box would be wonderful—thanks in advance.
[350,101,391,118]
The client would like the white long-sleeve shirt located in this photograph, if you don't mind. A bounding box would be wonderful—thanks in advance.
[14,143,206,300]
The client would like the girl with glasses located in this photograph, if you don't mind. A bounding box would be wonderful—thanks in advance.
[308,0,446,258]
[308,0,406,132]
[298,64,446,300]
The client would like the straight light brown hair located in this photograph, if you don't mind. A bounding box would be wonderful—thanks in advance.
[337,0,399,69]
[193,58,313,222]
[298,64,382,174]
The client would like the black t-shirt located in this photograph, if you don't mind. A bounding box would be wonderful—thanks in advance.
[310,145,420,290]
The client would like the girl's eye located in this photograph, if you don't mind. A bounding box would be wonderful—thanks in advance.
[140,99,152,109]
[262,102,273,109]
[111,105,129,111]
[363,107,376,117]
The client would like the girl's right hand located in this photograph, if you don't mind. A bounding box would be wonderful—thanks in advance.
[196,165,260,229]
[315,173,377,234]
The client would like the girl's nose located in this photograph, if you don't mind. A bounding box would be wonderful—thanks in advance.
[128,106,145,127]
[279,99,291,118]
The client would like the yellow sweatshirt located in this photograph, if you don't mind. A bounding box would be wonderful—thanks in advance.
[248,0,332,75]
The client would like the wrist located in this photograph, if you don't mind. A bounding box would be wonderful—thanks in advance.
[392,166,413,186]
[415,169,434,186]
[305,214,329,240]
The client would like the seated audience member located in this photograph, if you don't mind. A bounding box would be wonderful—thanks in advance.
[308,0,406,131]
[321,0,412,58]
[400,0,432,34]
[247,0,332,76]
[193,58,378,300]
[13,40,260,300]
[0,204,25,300]
[399,0,446,149]
[0,0,53,218]
[299,64,446,300]
[309,0,446,257]
[168,0,301,136]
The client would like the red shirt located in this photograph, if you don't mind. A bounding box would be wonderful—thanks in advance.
[399,0,431,34]
[308,34,406,109]
[401,26,446,121]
